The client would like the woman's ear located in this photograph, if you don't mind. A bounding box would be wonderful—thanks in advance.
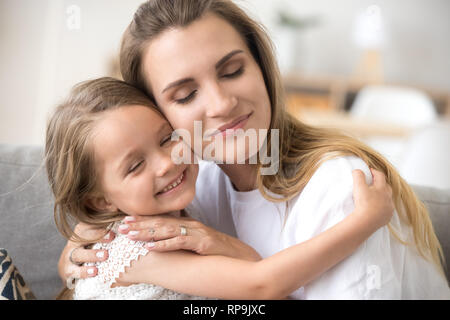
[85,196,118,213]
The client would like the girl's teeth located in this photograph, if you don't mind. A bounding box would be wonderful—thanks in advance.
[162,173,184,193]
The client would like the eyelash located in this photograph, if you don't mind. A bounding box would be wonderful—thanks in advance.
[174,66,244,105]
[125,134,172,176]
[128,160,143,174]
[160,134,172,146]
[175,90,197,105]
[222,66,244,79]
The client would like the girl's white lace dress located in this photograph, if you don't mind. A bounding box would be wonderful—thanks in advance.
[73,223,204,300]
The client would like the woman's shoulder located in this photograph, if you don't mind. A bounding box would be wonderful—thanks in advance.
[307,155,372,190]
[287,155,372,222]
[282,155,372,243]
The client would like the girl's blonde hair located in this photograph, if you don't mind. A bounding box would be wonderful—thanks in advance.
[45,77,159,242]
[119,0,446,276]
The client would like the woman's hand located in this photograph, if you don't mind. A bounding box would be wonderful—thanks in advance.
[58,222,115,284]
[119,215,261,261]
[352,168,394,229]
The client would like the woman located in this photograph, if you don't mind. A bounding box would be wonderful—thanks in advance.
[59,0,449,299]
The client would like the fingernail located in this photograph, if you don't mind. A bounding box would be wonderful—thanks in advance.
[96,251,105,259]
[146,242,155,248]
[128,230,139,236]
[87,268,95,275]
[118,224,129,231]
[124,216,136,223]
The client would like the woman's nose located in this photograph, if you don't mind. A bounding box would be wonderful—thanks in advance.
[205,82,238,118]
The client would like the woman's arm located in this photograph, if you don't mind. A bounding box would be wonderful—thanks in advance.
[120,214,262,261]
[118,169,394,299]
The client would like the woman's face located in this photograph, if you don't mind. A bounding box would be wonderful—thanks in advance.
[141,13,271,163]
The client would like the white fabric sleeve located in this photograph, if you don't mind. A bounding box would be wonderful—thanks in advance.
[282,156,403,299]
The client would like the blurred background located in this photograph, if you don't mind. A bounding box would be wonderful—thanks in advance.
[0,0,449,189]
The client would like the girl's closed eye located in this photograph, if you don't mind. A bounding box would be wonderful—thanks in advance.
[127,160,144,175]
[160,133,173,146]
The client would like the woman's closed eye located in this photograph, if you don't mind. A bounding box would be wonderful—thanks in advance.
[221,66,244,79]
[174,90,197,105]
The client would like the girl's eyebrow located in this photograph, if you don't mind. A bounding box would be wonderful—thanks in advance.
[160,49,244,94]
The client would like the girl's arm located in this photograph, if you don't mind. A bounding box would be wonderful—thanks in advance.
[118,169,394,299]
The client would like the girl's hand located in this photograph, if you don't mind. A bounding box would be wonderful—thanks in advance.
[58,222,115,284]
[352,168,394,229]
[119,215,261,261]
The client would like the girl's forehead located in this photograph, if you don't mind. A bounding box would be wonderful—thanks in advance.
[94,105,168,136]
[91,105,171,165]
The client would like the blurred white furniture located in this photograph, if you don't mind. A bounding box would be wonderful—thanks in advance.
[400,121,450,190]
[350,85,438,127]
[350,85,439,169]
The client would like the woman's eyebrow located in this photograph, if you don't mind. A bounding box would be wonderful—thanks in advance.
[215,49,244,69]
[161,49,244,94]
[161,78,194,94]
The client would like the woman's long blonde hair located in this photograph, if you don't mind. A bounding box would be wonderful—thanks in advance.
[119,0,446,275]
[45,77,159,242]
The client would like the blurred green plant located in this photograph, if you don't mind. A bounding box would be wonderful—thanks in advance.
[277,10,320,29]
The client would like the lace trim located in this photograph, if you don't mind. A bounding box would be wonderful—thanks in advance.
[86,223,147,287]
[74,222,208,300]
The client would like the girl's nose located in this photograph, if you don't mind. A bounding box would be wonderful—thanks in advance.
[205,82,238,118]
[154,152,176,177]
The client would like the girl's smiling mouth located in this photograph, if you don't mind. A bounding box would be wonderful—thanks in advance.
[156,169,187,196]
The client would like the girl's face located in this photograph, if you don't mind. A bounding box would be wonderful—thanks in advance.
[90,105,198,216]
[141,13,271,163]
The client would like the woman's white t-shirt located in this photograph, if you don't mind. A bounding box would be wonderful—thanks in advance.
[188,156,450,299]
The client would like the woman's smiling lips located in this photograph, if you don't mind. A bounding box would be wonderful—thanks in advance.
[208,112,253,137]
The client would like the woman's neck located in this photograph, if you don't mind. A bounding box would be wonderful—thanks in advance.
[218,163,258,192]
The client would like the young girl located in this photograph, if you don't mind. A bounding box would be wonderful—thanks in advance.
[45,77,394,299]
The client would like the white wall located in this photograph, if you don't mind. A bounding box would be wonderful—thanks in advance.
[1,0,449,145]
[0,0,143,145]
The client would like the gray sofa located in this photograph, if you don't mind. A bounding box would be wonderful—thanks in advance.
[0,144,449,299]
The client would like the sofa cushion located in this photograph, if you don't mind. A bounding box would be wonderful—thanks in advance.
[411,184,450,282]
[0,248,36,300]
[0,144,66,299]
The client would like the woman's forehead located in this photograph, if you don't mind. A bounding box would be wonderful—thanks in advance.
[142,13,250,86]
